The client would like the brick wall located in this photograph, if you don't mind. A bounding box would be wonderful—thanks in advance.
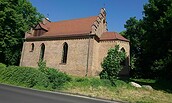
[20,38,94,76]
[20,37,130,77]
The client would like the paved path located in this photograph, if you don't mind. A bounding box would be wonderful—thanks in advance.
[0,84,119,103]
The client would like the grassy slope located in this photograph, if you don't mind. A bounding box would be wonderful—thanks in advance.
[60,77,172,103]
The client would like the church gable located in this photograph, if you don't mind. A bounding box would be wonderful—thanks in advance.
[91,8,107,37]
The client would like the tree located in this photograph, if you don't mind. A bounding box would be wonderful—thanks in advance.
[123,17,144,70]
[100,45,126,85]
[124,0,172,78]
[0,0,44,65]
[141,0,172,78]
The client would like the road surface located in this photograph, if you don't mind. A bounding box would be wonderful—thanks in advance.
[0,84,119,103]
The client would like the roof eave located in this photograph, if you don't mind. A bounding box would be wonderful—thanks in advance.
[99,39,130,42]
[25,33,96,41]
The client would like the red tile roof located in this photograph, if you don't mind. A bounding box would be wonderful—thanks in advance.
[39,23,48,31]
[100,32,129,41]
[41,16,98,36]
[27,16,129,42]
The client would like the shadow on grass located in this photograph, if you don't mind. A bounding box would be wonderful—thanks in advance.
[152,79,172,93]
[118,77,172,93]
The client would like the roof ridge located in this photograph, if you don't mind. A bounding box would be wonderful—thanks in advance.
[52,16,98,23]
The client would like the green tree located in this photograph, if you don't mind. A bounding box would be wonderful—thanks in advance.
[141,0,172,78]
[123,17,144,70]
[100,45,126,85]
[124,0,172,78]
[0,0,43,65]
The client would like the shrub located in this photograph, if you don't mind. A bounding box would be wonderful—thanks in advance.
[0,63,6,69]
[0,66,49,88]
[151,54,172,78]
[100,45,126,85]
[38,60,46,72]
[43,68,71,89]
[37,60,71,89]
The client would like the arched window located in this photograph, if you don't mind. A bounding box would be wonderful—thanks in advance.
[121,47,126,66]
[121,47,125,52]
[39,43,45,61]
[61,42,68,64]
[30,43,34,52]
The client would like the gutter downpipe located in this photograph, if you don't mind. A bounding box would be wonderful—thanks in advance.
[20,38,26,66]
[85,34,91,77]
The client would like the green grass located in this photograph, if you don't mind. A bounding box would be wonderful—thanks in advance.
[61,77,172,103]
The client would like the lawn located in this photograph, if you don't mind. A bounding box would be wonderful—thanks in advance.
[60,77,172,103]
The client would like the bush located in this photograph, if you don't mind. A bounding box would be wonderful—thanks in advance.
[0,66,49,88]
[100,45,126,85]
[0,63,6,69]
[0,61,72,90]
[37,60,71,89]
[151,54,172,79]
[43,68,71,89]
[38,60,46,72]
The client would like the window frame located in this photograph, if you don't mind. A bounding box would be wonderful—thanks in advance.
[30,43,34,52]
[61,42,68,64]
[39,43,45,61]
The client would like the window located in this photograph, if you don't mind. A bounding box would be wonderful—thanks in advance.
[103,19,106,24]
[39,43,45,61]
[30,43,34,52]
[61,42,68,64]
[121,48,126,66]
[121,48,125,52]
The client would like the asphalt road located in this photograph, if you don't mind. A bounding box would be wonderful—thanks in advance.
[0,84,119,103]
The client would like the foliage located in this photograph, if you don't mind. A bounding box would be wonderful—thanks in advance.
[0,64,71,89]
[38,60,71,89]
[124,0,172,78]
[141,0,172,78]
[123,17,144,70]
[38,60,46,72]
[124,17,144,57]
[0,63,6,69]
[130,55,136,70]
[43,68,71,89]
[151,54,172,78]
[100,45,126,85]
[0,66,49,88]
[0,0,44,65]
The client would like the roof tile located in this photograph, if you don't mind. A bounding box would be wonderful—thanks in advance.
[100,32,129,41]
[42,16,97,36]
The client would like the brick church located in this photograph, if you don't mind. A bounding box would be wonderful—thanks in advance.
[20,8,130,76]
